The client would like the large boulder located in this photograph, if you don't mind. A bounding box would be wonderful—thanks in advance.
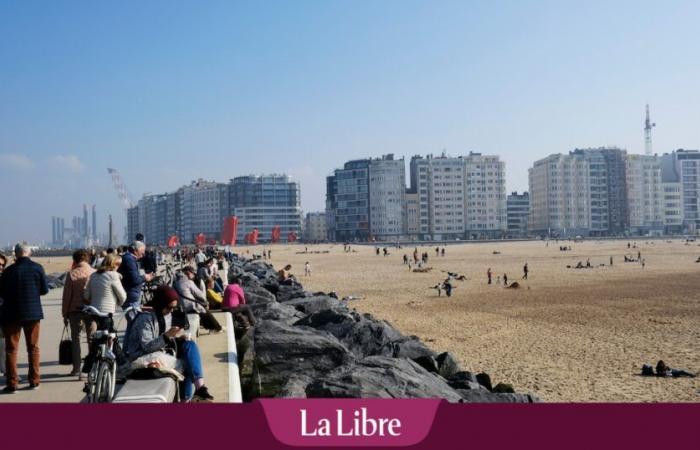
[249,302,306,326]
[285,295,345,315]
[304,356,463,402]
[249,321,354,398]
[276,284,308,303]
[457,390,540,403]
[293,309,360,340]
[436,352,461,379]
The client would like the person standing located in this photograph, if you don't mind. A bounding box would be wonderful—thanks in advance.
[503,273,508,286]
[118,241,154,312]
[61,249,95,378]
[0,244,48,393]
[487,268,492,285]
[304,261,311,277]
[522,262,529,280]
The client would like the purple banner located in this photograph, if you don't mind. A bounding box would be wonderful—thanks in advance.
[0,402,698,449]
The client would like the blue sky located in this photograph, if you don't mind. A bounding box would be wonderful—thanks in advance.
[1,0,699,245]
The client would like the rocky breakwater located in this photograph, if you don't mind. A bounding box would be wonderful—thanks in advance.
[230,256,539,403]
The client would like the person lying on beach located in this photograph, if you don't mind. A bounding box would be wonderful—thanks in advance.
[641,361,696,378]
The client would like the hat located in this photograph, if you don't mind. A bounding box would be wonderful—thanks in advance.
[152,286,179,310]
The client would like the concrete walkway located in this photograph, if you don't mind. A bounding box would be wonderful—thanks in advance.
[0,288,230,403]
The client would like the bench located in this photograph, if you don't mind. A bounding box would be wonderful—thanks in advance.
[112,377,178,403]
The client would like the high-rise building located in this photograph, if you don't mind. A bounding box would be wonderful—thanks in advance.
[368,154,406,240]
[180,180,229,244]
[529,147,629,237]
[83,204,89,238]
[506,192,530,237]
[410,155,466,240]
[405,190,420,237]
[229,174,302,242]
[625,154,664,234]
[327,159,371,242]
[408,152,506,240]
[661,149,700,233]
[91,205,97,241]
[304,212,327,242]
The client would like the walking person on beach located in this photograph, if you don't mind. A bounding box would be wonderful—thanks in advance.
[62,249,95,378]
[487,268,492,285]
[443,279,453,297]
[0,244,49,393]
[522,262,529,280]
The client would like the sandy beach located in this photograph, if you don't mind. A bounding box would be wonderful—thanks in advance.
[34,239,700,402]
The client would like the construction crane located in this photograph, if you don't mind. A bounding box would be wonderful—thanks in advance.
[108,168,135,209]
[644,104,656,155]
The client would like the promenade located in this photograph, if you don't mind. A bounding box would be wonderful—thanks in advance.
[0,286,231,403]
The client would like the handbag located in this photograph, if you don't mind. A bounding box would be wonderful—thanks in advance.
[58,325,72,365]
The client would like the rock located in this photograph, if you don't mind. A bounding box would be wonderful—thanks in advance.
[304,356,463,402]
[277,375,313,398]
[493,383,515,394]
[458,390,539,403]
[391,337,438,360]
[413,355,439,374]
[276,284,308,303]
[249,321,354,398]
[447,371,484,391]
[284,295,344,315]
[249,302,305,326]
[436,352,461,379]
[242,284,276,305]
[476,373,493,391]
[293,309,359,339]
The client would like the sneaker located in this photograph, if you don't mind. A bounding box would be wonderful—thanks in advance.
[28,383,40,390]
[2,386,17,394]
[192,386,214,402]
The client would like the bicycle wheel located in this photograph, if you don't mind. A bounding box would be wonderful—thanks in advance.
[85,363,100,403]
[95,360,115,403]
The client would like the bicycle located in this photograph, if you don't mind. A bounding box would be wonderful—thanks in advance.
[82,305,117,403]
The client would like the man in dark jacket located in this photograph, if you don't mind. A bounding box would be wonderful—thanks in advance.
[0,244,48,393]
[117,241,154,310]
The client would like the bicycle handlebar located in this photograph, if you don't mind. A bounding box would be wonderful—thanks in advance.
[82,305,111,318]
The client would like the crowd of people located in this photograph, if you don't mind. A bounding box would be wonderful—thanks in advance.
[0,240,262,401]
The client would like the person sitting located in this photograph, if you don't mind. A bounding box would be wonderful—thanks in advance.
[173,267,222,332]
[223,276,257,329]
[278,265,295,285]
[124,286,214,402]
[205,277,223,310]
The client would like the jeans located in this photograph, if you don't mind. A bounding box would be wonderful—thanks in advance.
[2,321,41,388]
[67,312,85,373]
[179,340,203,400]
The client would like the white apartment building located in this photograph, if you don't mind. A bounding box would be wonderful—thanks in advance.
[408,152,506,240]
[405,191,420,237]
[304,212,328,242]
[179,179,229,243]
[529,152,591,236]
[625,154,664,233]
[464,153,507,237]
[368,155,406,240]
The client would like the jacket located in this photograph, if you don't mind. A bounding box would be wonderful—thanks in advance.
[62,262,95,317]
[0,257,48,324]
[172,272,207,314]
[123,310,171,360]
[118,251,144,306]
[84,270,127,315]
